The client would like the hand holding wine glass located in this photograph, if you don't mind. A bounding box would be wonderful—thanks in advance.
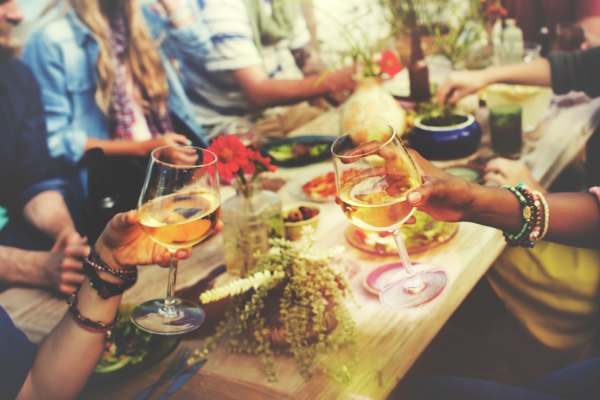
[332,124,447,308]
[132,145,220,334]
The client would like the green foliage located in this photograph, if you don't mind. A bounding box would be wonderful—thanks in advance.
[192,238,356,382]
[417,100,457,122]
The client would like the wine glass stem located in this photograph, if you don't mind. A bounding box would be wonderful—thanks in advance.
[392,229,425,294]
[162,252,179,317]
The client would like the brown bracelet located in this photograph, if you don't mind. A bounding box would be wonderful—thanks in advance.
[67,288,119,333]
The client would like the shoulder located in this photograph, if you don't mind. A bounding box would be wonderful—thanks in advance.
[27,17,77,45]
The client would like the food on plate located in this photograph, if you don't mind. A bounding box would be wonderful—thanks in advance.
[346,212,458,255]
[284,205,320,223]
[94,308,156,374]
[268,142,329,163]
[301,171,336,200]
[300,170,360,201]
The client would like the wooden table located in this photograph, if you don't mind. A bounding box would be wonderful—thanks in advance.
[2,95,600,400]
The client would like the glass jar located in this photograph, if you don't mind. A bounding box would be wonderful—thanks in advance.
[221,181,284,276]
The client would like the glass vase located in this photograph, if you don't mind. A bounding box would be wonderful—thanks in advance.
[221,181,284,276]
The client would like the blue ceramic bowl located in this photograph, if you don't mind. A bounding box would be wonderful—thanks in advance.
[409,113,482,160]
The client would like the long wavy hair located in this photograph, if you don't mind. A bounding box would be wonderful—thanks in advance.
[70,0,169,116]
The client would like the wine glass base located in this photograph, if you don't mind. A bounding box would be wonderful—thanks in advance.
[379,264,447,309]
[131,298,205,335]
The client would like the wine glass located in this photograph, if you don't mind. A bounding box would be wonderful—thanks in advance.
[132,145,220,334]
[331,124,447,308]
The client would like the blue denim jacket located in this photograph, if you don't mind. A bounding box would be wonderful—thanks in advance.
[22,4,212,166]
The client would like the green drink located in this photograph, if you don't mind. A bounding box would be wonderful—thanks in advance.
[489,103,522,158]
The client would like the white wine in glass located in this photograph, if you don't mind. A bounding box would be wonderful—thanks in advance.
[132,145,220,334]
[332,124,447,308]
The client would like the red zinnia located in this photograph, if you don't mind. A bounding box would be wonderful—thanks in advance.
[207,135,252,183]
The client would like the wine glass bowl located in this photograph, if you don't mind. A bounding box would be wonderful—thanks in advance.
[132,145,220,335]
[332,124,421,231]
[332,124,447,308]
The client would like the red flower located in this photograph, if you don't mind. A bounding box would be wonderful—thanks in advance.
[207,135,276,186]
[378,50,403,78]
[249,150,276,173]
[207,135,252,183]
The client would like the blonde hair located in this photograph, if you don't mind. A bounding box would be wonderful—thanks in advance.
[70,0,169,115]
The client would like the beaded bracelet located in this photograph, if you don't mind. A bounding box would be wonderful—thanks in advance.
[87,247,137,282]
[538,191,550,241]
[83,248,137,299]
[502,183,548,248]
[67,288,119,333]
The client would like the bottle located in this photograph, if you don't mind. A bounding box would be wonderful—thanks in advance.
[408,29,431,102]
[502,19,524,64]
[538,26,550,57]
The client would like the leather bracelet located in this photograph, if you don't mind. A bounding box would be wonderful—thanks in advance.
[67,288,118,333]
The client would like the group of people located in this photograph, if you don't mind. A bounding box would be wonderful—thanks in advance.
[1,0,600,398]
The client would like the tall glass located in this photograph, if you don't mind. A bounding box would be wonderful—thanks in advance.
[132,145,220,334]
[331,124,447,308]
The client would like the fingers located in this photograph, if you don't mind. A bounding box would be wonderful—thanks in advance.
[437,82,454,106]
[483,171,508,186]
[170,133,190,145]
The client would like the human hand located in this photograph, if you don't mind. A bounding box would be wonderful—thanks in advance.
[484,158,544,192]
[44,230,89,295]
[323,65,356,97]
[141,133,190,156]
[94,211,191,271]
[438,70,488,105]
[406,150,475,222]
[157,0,187,14]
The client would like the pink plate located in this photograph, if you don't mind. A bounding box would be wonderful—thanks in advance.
[363,262,414,295]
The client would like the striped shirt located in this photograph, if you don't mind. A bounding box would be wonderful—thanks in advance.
[180,0,311,133]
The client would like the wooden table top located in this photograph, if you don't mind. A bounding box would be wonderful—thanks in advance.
[2,95,599,400]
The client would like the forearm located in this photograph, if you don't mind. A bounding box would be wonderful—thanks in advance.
[465,185,600,248]
[483,57,552,87]
[17,281,121,400]
[241,75,332,108]
[0,247,47,286]
[86,137,146,157]
[17,246,129,399]
[543,192,600,248]
[23,191,75,240]
[463,184,524,233]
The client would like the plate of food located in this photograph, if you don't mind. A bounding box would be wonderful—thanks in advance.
[89,306,181,384]
[288,169,337,202]
[345,211,459,256]
[260,135,336,167]
[444,164,484,184]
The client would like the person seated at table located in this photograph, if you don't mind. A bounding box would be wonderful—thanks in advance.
[438,46,600,372]
[0,0,87,295]
[175,0,357,139]
[502,0,600,51]
[0,209,191,399]
[403,149,600,400]
[22,0,212,241]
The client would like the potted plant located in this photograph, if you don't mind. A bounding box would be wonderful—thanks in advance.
[409,102,482,160]
[189,237,356,382]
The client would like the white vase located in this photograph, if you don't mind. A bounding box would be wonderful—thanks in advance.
[340,77,406,135]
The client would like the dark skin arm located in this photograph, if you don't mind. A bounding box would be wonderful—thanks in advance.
[406,150,600,249]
